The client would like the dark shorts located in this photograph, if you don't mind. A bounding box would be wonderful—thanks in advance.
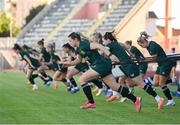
[47,63,67,72]
[75,63,89,72]
[91,60,112,78]
[156,62,173,77]
[172,61,177,67]
[120,63,139,78]
[139,63,148,74]
[31,60,41,69]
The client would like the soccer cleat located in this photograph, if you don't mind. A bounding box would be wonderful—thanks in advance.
[134,97,142,113]
[80,102,96,109]
[165,100,175,107]
[45,80,52,87]
[119,97,127,103]
[96,88,104,96]
[32,84,38,91]
[70,87,80,93]
[74,87,80,92]
[67,86,72,92]
[157,97,164,109]
[44,76,53,87]
[106,95,120,102]
[53,83,59,89]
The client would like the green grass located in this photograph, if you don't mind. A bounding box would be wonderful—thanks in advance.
[0,72,180,124]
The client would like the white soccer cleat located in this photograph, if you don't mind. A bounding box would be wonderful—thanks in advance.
[46,81,52,87]
[119,97,127,103]
[32,84,38,91]
[165,100,175,107]
[96,88,104,96]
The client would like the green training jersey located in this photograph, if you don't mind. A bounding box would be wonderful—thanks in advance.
[130,46,145,60]
[147,41,168,65]
[106,41,133,66]
[20,50,40,68]
[76,40,110,66]
[40,47,51,62]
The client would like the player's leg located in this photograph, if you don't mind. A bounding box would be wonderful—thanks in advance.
[132,75,164,109]
[78,69,100,109]
[66,67,79,89]
[158,65,175,106]
[159,75,175,106]
[37,67,52,86]
[102,74,141,112]
[27,69,38,91]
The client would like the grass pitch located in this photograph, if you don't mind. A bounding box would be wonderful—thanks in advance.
[0,72,180,124]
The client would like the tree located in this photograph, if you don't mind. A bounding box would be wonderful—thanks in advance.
[0,12,20,37]
[25,4,46,26]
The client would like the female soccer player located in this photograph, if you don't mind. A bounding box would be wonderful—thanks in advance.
[44,43,71,90]
[102,32,164,109]
[125,40,148,78]
[61,32,142,112]
[91,32,103,44]
[22,44,39,85]
[62,43,104,95]
[12,44,52,90]
[37,39,51,63]
[137,31,175,106]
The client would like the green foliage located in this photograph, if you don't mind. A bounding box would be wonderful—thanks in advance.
[25,4,46,26]
[0,11,20,37]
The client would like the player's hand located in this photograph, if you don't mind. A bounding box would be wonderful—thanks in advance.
[110,55,119,62]
[130,54,135,58]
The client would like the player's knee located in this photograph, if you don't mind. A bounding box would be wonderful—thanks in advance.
[66,73,72,79]
[159,82,165,87]
[79,77,86,84]
[153,82,159,87]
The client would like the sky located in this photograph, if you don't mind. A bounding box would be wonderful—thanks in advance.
[149,0,180,29]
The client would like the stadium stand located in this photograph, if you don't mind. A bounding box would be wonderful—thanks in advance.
[18,0,82,45]
[96,0,138,34]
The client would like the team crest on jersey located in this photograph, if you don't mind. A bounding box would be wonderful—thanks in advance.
[79,50,86,55]
[130,73,135,77]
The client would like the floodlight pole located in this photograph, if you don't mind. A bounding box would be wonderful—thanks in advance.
[164,0,169,50]
[164,0,172,51]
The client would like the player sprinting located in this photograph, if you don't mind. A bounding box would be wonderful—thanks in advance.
[137,31,175,106]
[61,32,142,112]
[62,43,104,95]
[12,44,52,90]
[102,32,164,109]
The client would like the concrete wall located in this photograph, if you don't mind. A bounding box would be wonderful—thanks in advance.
[15,0,51,27]
[113,0,156,56]
[73,2,101,19]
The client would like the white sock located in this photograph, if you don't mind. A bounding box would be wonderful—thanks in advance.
[168,99,174,102]
[155,95,161,102]
[172,76,176,83]
[33,84,36,87]
[113,91,119,96]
